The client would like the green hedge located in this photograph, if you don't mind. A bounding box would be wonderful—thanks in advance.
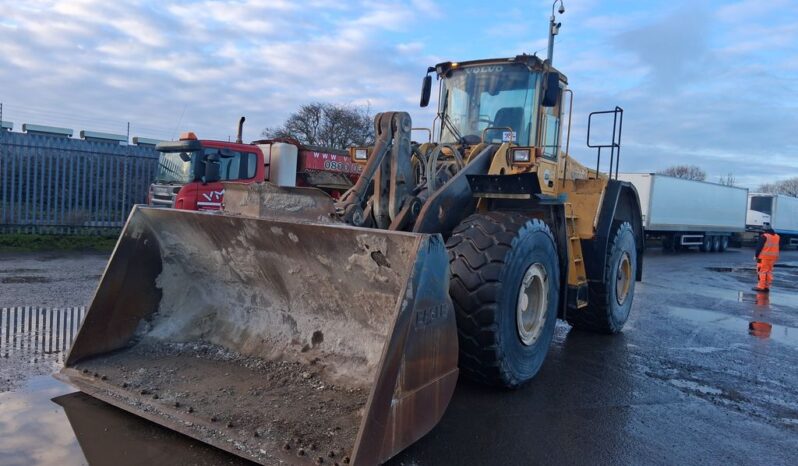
[0,234,118,252]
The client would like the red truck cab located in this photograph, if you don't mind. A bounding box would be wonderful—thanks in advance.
[149,132,360,210]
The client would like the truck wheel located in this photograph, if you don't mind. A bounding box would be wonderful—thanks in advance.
[567,222,637,334]
[700,235,712,252]
[662,234,675,252]
[719,236,729,252]
[711,235,721,252]
[447,212,559,388]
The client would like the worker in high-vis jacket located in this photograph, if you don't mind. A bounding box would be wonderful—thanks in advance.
[754,224,780,292]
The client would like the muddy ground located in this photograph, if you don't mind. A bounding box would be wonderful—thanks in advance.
[0,248,797,465]
[0,251,108,308]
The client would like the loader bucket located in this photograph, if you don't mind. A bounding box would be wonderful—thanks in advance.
[57,206,458,465]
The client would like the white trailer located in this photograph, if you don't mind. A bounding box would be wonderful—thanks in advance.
[747,193,798,247]
[618,173,749,252]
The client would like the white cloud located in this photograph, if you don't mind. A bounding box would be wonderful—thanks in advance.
[0,0,795,188]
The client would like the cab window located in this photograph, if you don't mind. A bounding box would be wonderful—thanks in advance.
[205,149,257,181]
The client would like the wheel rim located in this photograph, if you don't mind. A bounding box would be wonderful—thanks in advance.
[517,263,548,346]
[615,252,632,305]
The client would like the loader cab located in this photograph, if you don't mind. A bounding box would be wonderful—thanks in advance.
[431,55,565,159]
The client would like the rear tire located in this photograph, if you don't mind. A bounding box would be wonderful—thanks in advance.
[567,222,637,334]
[700,235,711,252]
[662,234,675,252]
[719,236,729,252]
[447,212,559,388]
[711,235,721,252]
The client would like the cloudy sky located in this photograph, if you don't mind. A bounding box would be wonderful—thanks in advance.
[1,0,796,188]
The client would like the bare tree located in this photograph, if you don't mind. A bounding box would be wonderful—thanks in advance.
[718,173,736,186]
[262,102,373,149]
[657,165,707,181]
[758,177,798,197]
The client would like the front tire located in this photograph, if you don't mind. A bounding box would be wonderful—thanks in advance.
[447,212,560,388]
[567,222,637,334]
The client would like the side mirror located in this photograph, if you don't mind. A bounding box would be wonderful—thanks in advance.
[203,153,221,183]
[541,71,561,107]
[420,74,432,108]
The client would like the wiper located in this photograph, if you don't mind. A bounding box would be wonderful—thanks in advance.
[441,113,464,144]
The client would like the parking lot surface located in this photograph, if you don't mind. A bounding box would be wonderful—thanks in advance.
[1,248,796,465]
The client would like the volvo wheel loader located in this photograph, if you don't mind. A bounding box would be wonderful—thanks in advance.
[58,50,643,466]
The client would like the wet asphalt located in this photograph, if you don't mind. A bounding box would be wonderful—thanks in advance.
[0,247,796,465]
[390,248,798,465]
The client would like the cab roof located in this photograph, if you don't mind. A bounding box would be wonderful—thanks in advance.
[432,54,568,84]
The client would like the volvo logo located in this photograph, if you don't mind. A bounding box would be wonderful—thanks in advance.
[465,65,504,74]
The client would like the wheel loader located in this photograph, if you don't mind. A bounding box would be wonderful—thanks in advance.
[58,52,643,466]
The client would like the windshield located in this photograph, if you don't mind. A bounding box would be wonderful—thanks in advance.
[439,64,538,146]
[155,150,197,184]
[155,148,257,185]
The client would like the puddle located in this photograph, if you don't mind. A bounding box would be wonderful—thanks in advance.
[668,378,723,395]
[1,276,52,284]
[668,306,798,347]
[0,376,251,465]
[0,376,85,465]
[0,268,42,274]
[1,307,85,363]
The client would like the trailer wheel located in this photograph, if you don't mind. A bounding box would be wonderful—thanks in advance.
[711,235,721,252]
[567,222,637,334]
[719,236,729,252]
[700,235,712,252]
[447,212,559,388]
[662,234,675,252]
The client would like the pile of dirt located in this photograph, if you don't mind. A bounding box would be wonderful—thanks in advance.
[73,340,369,465]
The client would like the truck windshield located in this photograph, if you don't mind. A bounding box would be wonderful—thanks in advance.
[155,148,257,185]
[155,151,197,184]
[439,64,538,146]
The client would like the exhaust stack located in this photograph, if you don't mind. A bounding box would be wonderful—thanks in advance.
[236,116,245,144]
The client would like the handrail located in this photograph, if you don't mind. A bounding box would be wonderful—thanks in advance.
[481,126,515,144]
[586,106,623,180]
[411,127,432,143]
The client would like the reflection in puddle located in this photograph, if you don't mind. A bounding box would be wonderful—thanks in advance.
[668,306,798,347]
[0,376,85,466]
[0,376,251,465]
[749,321,772,339]
[668,378,723,395]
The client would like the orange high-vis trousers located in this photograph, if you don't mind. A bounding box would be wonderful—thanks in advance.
[757,259,775,289]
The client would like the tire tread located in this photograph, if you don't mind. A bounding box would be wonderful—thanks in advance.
[447,211,555,387]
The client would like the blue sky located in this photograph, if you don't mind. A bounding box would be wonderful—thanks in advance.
[1,0,796,188]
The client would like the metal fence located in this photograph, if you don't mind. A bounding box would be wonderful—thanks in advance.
[1,306,86,362]
[0,131,158,234]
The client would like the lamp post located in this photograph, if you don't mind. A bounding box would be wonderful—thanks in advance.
[547,0,565,65]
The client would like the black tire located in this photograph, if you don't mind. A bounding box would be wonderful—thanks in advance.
[447,212,559,388]
[719,236,729,252]
[699,235,711,252]
[662,234,675,252]
[711,235,721,252]
[567,222,637,334]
